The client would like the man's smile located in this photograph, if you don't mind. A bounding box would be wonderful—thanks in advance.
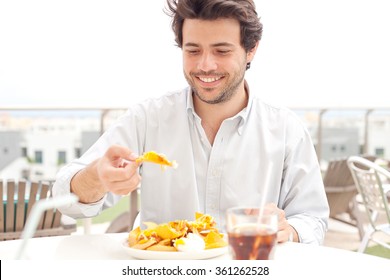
[197,75,224,83]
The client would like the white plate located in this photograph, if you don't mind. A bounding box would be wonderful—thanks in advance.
[122,239,228,260]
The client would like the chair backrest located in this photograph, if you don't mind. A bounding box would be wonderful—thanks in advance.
[105,188,140,233]
[323,159,355,187]
[0,179,76,241]
[323,155,377,187]
[347,156,390,229]
[323,157,374,219]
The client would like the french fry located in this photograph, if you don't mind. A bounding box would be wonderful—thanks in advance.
[204,231,228,249]
[146,244,178,251]
[131,238,157,250]
[128,226,141,247]
[158,239,172,246]
[127,213,227,251]
[143,222,158,229]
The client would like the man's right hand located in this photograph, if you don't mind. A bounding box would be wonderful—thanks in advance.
[70,145,141,204]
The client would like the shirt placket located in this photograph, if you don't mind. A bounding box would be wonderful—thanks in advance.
[205,125,227,223]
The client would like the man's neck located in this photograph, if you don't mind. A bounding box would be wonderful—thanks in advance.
[193,82,248,144]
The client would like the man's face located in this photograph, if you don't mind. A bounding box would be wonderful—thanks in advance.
[182,18,252,104]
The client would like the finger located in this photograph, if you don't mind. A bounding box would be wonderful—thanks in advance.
[105,145,138,167]
[117,160,141,182]
[103,164,140,184]
[264,202,277,211]
[98,160,137,187]
[278,219,290,232]
[123,160,140,175]
[277,210,286,223]
[106,144,131,157]
[108,183,136,196]
[261,203,278,215]
[99,147,140,183]
[106,174,141,195]
[276,229,290,243]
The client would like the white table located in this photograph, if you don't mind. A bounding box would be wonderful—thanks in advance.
[1,233,389,279]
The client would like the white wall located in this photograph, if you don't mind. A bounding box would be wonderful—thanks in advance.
[0,0,389,108]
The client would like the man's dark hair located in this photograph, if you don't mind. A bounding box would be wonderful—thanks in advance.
[165,0,263,53]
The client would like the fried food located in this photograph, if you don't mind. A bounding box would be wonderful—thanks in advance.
[127,212,227,252]
[146,244,177,251]
[136,151,178,169]
[204,231,227,249]
[131,238,157,250]
[128,227,141,246]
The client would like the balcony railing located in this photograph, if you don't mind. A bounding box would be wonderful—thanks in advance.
[2,106,390,234]
[1,106,390,167]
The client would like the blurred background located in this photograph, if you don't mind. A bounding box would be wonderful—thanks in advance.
[1,0,389,256]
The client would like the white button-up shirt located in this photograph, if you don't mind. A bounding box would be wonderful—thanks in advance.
[53,85,329,244]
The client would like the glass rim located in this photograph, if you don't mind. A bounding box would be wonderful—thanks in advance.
[226,206,277,215]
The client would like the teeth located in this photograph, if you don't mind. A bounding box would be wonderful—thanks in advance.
[199,76,221,83]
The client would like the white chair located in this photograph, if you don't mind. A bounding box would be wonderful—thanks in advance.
[347,156,390,253]
[323,156,377,240]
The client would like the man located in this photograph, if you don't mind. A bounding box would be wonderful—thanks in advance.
[53,0,329,244]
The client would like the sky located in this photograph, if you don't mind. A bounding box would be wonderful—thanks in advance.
[0,0,389,109]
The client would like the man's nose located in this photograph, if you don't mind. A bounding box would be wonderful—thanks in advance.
[197,53,217,72]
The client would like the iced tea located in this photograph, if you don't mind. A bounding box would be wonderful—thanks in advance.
[228,223,277,260]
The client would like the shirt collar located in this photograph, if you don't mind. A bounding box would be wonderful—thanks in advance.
[186,87,195,116]
[185,80,253,134]
[236,80,253,135]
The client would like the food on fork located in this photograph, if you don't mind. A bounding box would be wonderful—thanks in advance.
[136,151,178,169]
[127,212,227,252]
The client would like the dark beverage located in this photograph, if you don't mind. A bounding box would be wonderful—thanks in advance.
[228,224,277,260]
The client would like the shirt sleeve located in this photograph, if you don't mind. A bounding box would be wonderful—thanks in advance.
[280,112,329,245]
[52,160,108,218]
[52,108,144,219]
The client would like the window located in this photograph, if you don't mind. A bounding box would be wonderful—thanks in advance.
[75,148,81,158]
[359,145,364,155]
[34,150,43,163]
[375,148,385,157]
[58,151,67,165]
[21,147,27,157]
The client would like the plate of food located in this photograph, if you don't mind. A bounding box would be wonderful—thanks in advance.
[122,240,228,260]
[122,212,228,260]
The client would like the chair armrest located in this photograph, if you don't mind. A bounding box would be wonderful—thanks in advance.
[383,184,390,202]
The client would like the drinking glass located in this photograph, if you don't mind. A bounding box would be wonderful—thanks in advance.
[226,207,278,260]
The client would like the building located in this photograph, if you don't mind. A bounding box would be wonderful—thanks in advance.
[321,127,360,162]
[0,112,101,181]
[1,109,390,181]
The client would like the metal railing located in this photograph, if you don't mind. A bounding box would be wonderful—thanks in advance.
[2,106,390,234]
[2,106,390,163]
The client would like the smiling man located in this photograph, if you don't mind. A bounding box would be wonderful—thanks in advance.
[183,17,255,144]
[183,18,251,104]
[53,0,329,245]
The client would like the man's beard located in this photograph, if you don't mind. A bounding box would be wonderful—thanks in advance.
[184,66,246,105]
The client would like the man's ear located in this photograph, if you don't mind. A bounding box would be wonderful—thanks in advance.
[246,42,259,70]
[246,41,259,64]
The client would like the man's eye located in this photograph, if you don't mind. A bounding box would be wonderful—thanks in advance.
[217,50,230,55]
[186,50,199,55]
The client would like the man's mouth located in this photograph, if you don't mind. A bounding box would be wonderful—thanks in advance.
[197,75,224,83]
